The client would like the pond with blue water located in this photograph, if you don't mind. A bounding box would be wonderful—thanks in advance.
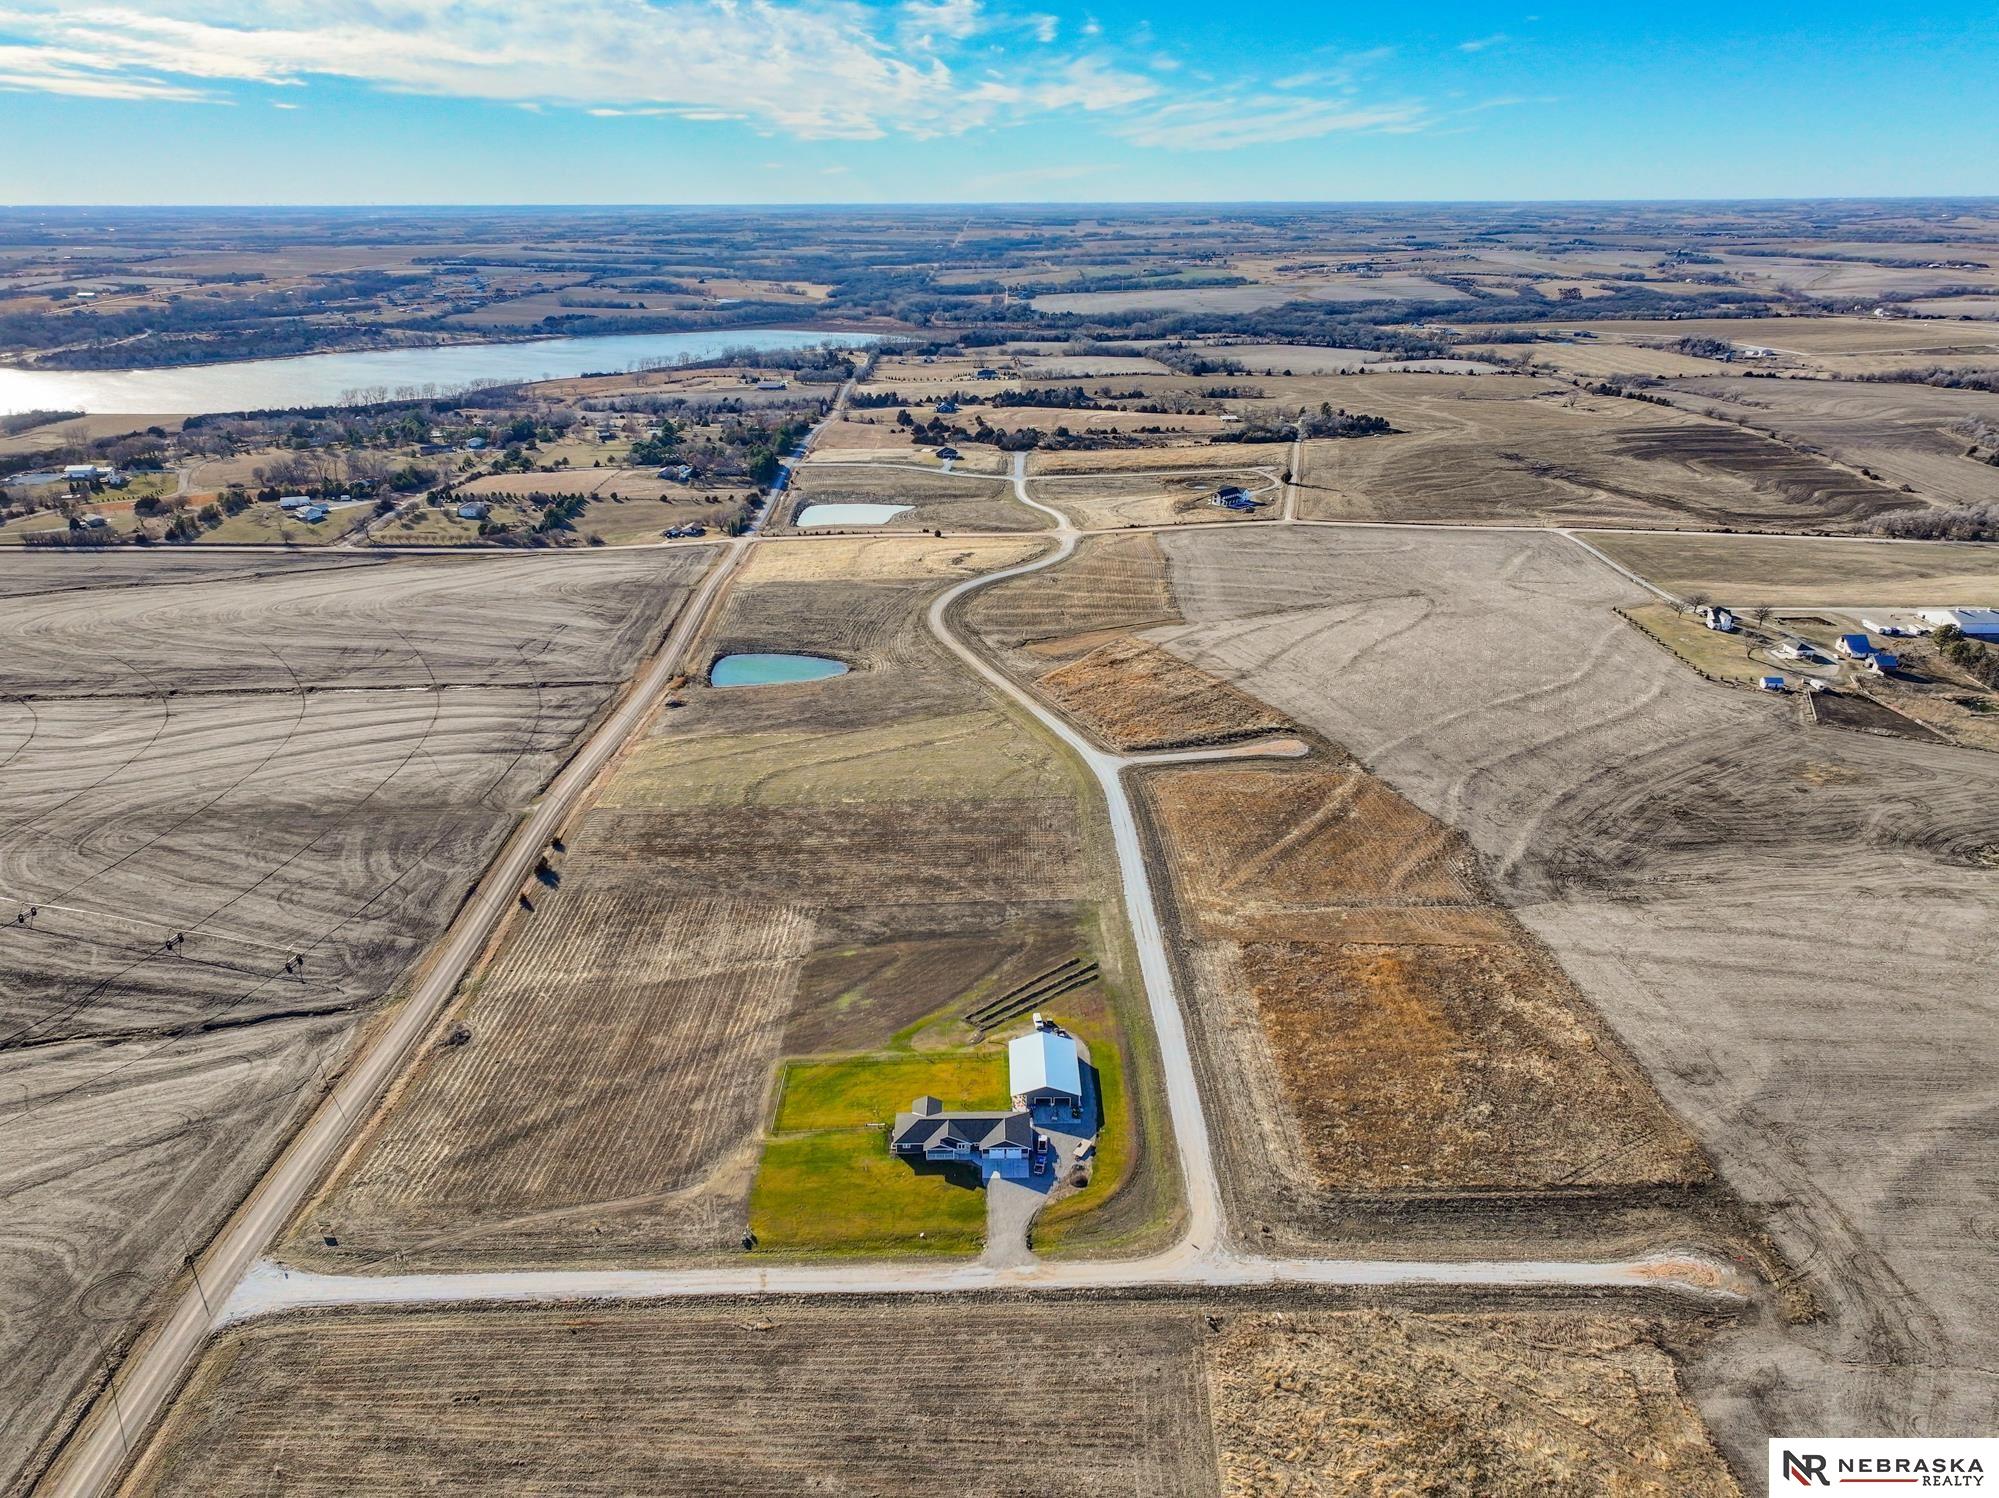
[710,653,850,687]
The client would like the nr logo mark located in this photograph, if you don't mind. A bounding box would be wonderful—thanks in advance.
[1783,1450,1830,1486]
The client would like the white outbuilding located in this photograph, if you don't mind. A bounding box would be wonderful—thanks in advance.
[1920,607,1999,641]
[1009,1022,1082,1110]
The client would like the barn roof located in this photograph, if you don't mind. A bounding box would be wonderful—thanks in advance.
[1009,1028,1082,1099]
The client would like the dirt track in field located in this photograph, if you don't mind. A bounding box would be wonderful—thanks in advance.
[1149,524,1999,1467]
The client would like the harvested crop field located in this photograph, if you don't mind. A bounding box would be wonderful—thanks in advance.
[1585,531,1999,607]
[125,1301,1221,1498]
[1649,377,1999,509]
[1289,374,1913,530]
[1038,636,1293,751]
[1209,1309,1739,1496]
[744,534,1043,583]
[1029,440,1291,475]
[1150,524,1999,1464]
[961,531,1178,663]
[122,1299,1737,1498]
[0,547,704,1491]
[299,894,817,1263]
[1136,761,1705,1228]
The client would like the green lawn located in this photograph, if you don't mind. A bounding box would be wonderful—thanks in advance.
[749,1046,1008,1255]
[772,1049,1007,1131]
[748,1129,987,1255]
[1622,603,1779,687]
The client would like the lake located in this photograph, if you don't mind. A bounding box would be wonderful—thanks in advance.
[0,329,874,417]
[710,653,851,687]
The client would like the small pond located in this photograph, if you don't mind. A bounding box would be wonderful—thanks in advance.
[794,502,911,527]
[711,653,850,687]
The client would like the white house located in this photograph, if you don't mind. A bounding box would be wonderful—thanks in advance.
[1698,605,1737,633]
[1009,1021,1083,1111]
[1759,675,1789,692]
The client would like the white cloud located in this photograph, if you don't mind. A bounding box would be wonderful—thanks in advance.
[0,0,1156,138]
[1117,94,1428,151]
[1458,33,1508,52]
[0,0,1457,159]
[0,40,214,99]
[899,0,982,46]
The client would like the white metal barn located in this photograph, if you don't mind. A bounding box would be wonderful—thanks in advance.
[1010,1026,1083,1109]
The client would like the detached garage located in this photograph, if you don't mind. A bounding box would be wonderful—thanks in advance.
[1009,1022,1083,1109]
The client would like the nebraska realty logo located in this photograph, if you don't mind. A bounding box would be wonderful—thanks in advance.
[1771,1439,1996,1491]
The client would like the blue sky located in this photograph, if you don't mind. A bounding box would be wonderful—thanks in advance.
[1,0,1994,203]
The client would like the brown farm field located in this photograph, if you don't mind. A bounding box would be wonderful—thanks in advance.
[1291,373,1916,530]
[1028,466,1281,528]
[293,536,1176,1269]
[1029,440,1292,475]
[0,546,705,1491]
[1136,759,1707,1233]
[1038,636,1293,751]
[1150,523,1999,1469]
[1647,376,1999,509]
[1585,530,1999,606]
[121,1299,1736,1498]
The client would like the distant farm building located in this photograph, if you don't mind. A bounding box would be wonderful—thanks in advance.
[935,446,962,460]
[1863,651,1899,675]
[277,495,312,510]
[300,505,330,522]
[755,377,788,390]
[935,399,960,415]
[1212,485,1257,511]
[658,464,695,482]
[1010,1019,1083,1111]
[973,368,1000,380]
[1759,675,1789,692]
[1698,605,1737,633]
[80,514,109,529]
[1920,607,1999,641]
[1835,632,1877,659]
[456,502,490,520]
